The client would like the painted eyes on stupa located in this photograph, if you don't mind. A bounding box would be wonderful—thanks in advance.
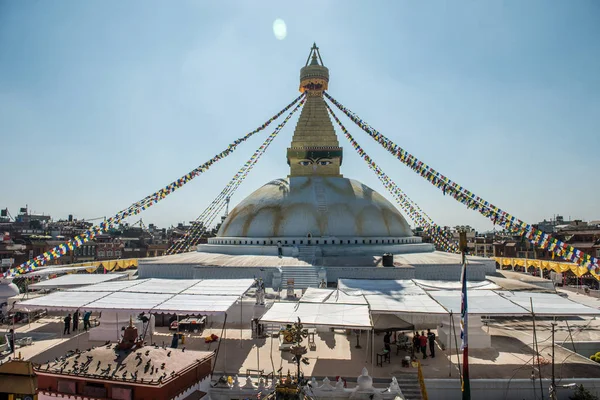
[298,159,333,166]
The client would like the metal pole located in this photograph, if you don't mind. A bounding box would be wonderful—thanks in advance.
[550,321,556,399]
[210,313,227,379]
[240,296,243,348]
[531,298,545,400]
[448,312,453,377]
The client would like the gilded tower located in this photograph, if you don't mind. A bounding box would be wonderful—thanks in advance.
[287,44,343,177]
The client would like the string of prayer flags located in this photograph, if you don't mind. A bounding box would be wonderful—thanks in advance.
[324,92,600,273]
[5,93,306,277]
[168,98,306,254]
[326,103,459,254]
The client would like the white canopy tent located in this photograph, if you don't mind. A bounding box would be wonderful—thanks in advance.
[428,290,529,315]
[260,302,372,329]
[496,291,600,316]
[412,279,501,291]
[153,294,242,315]
[28,273,127,290]
[338,279,600,318]
[21,265,100,277]
[15,278,255,315]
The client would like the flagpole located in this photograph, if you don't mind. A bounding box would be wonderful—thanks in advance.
[459,230,471,400]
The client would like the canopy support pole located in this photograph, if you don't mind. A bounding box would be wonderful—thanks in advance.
[365,329,369,363]
[448,312,452,378]
[211,312,227,379]
[240,296,243,348]
[371,328,375,369]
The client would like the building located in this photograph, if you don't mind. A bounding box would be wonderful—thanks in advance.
[0,359,37,400]
[35,323,213,400]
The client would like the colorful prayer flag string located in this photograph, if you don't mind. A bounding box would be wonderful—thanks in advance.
[168,96,306,254]
[326,103,459,253]
[324,92,600,273]
[4,93,306,278]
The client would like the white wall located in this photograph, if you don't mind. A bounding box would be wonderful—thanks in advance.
[425,378,600,400]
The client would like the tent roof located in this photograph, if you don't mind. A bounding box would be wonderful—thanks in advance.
[372,313,414,332]
[21,265,98,277]
[300,287,369,305]
[412,279,501,291]
[495,291,600,316]
[428,290,529,315]
[29,273,126,290]
[15,278,254,315]
[260,302,372,329]
[338,279,600,317]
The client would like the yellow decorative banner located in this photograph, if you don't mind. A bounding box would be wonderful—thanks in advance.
[494,257,599,281]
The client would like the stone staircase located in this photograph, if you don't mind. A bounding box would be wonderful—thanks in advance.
[390,373,423,400]
[313,177,328,214]
[280,266,321,289]
[297,245,317,264]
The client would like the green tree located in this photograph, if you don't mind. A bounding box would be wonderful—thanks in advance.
[570,385,599,400]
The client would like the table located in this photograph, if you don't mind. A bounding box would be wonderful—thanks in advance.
[376,351,390,367]
[177,316,206,333]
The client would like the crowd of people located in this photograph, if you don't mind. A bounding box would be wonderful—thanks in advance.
[62,310,92,335]
[383,329,437,360]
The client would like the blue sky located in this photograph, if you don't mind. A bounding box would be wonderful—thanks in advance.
[1,1,599,232]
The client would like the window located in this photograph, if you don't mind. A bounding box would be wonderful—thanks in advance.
[112,386,133,400]
[293,240,296,245]
[355,240,358,244]
[57,380,76,394]
[83,382,107,398]
[300,240,303,244]
[98,251,105,257]
[596,249,600,258]
[107,250,113,257]
[324,240,327,244]
[115,251,121,257]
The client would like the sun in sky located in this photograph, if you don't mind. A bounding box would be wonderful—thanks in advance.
[272,18,287,40]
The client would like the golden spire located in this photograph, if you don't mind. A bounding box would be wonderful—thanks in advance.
[287,44,343,177]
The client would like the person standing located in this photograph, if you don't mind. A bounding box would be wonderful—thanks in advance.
[412,332,419,358]
[72,310,80,333]
[6,328,15,354]
[63,314,71,335]
[383,332,391,353]
[427,328,436,358]
[419,331,428,359]
[83,311,92,331]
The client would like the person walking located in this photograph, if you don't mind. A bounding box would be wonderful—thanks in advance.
[63,314,71,335]
[419,331,428,359]
[83,311,92,331]
[427,328,436,358]
[6,328,15,354]
[72,310,80,333]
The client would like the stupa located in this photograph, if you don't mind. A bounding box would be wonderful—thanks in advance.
[139,45,495,286]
